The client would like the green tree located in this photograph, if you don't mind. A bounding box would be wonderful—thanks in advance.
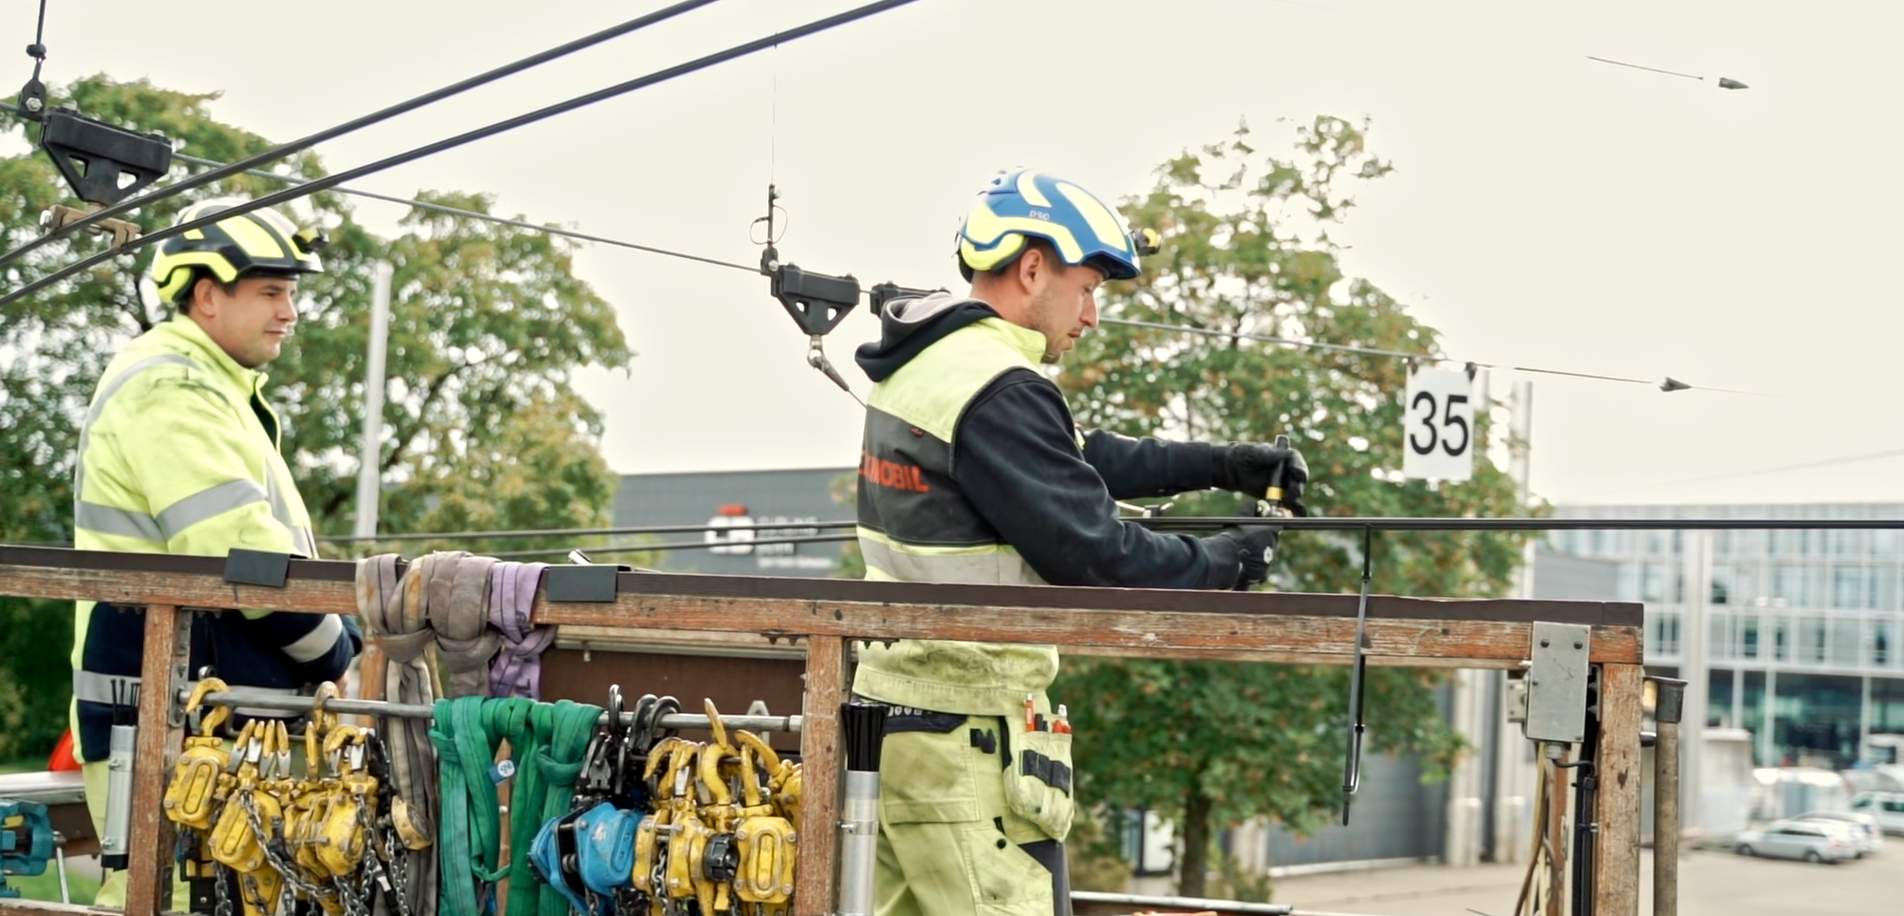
[0,76,633,759]
[1052,116,1534,894]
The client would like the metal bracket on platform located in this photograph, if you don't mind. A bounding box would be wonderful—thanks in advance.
[545,564,626,603]
[223,548,290,588]
[1523,621,1592,753]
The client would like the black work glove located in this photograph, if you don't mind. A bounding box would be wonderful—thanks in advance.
[1212,441,1310,517]
[1212,523,1281,591]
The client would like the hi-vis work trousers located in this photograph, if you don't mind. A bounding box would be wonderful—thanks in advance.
[873,707,1075,916]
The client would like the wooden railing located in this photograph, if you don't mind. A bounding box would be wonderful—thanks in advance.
[0,544,1646,916]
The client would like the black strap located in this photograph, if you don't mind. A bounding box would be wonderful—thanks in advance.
[1017,840,1072,916]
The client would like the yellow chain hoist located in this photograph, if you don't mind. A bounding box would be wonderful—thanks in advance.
[731,730,797,913]
[209,719,285,916]
[632,736,693,913]
[163,678,234,830]
[162,679,431,916]
[663,740,710,915]
[316,723,376,879]
[690,701,743,916]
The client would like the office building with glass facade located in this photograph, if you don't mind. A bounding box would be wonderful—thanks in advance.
[1546,503,1904,769]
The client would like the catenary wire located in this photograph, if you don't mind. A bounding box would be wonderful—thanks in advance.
[1099,317,1769,396]
[0,0,927,309]
[0,100,759,274]
[0,0,726,269]
[1585,56,1704,82]
[0,68,1761,398]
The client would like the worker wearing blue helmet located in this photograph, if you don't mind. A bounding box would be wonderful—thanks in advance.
[850,170,1310,916]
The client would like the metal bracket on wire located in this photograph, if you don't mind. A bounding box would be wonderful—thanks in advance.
[14,2,171,249]
[754,185,943,403]
[755,185,864,400]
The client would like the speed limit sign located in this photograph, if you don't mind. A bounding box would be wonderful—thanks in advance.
[1402,366,1474,482]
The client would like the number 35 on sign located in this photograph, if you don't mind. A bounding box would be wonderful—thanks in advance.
[1402,366,1474,482]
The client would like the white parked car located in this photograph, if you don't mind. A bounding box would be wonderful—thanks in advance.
[1797,811,1882,856]
[1850,791,1904,836]
[1734,820,1856,863]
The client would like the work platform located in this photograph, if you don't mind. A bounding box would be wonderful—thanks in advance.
[0,544,1645,916]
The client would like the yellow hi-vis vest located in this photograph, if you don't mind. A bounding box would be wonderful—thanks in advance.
[68,316,331,760]
[851,317,1071,716]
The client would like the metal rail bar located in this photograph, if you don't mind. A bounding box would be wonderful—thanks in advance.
[317,519,860,544]
[1140,516,1904,531]
[1071,890,1294,915]
[254,515,1904,549]
[189,688,802,732]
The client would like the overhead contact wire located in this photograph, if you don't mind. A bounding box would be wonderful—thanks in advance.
[0,0,926,310]
[0,0,726,269]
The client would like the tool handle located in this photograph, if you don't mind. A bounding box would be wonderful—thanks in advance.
[1264,433,1290,498]
[1234,434,1294,592]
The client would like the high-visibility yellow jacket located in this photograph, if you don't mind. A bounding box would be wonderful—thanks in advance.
[850,294,1238,716]
[68,316,355,761]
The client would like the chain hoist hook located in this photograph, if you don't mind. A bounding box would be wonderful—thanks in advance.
[185,676,232,738]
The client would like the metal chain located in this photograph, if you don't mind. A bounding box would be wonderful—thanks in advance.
[240,792,342,910]
[214,863,235,916]
[357,801,408,916]
[378,812,414,916]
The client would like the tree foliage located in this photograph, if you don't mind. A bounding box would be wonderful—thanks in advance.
[1052,117,1535,893]
[0,76,634,759]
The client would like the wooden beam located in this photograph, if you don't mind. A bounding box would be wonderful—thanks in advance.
[534,597,1643,667]
[0,900,93,916]
[1594,664,1644,916]
[124,605,187,916]
[0,553,1642,666]
[1069,644,1553,669]
[794,636,846,916]
[0,546,1644,629]
[0,562,358,615]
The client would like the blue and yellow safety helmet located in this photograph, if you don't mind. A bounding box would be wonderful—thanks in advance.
[149,198,327,305]
[957,169,1153,282]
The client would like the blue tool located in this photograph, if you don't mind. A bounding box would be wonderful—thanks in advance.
[530,801,638,916]
[0,799,55,899]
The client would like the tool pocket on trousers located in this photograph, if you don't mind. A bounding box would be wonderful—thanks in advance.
[1001,726,1074,841]
[956,823,1056,916]
[880,717,980,824]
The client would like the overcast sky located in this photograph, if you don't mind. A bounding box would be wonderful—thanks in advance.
[23,0,1904,508]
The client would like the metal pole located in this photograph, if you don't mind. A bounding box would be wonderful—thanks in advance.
[186,687,802,731]
[353,260,393,540]
[1496,379,1537,864]
[1680,531,1711,835]
[1861,673,1873,763]
[1650,676,1687,916]
[837,704,888,916]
